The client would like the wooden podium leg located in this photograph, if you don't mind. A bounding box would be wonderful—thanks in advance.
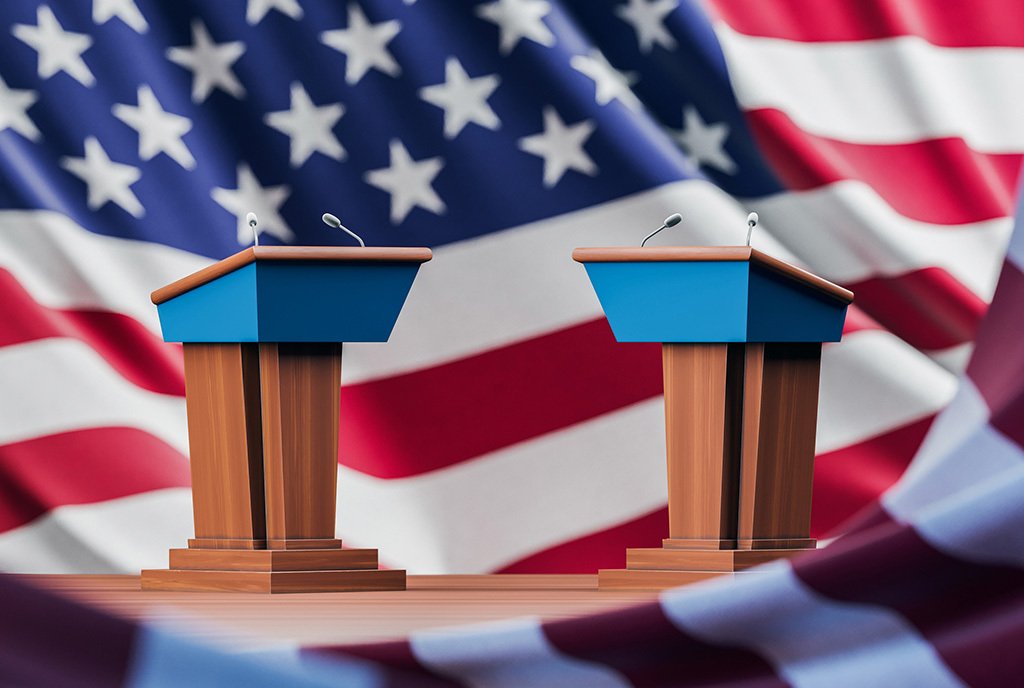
[737,343,821,551]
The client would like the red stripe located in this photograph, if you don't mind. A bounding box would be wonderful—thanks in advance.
[708,0,1024,48]
[844,267,987,351]
[0,269,185,397]
[968,260,1024,445]
[340,318,663,478]
[793,511,1024,687]
[747,108,1020,225]
[811,415,935,537]
[0,429,190,533]
[542,601,785,687]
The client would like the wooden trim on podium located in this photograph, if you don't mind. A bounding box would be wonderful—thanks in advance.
[152,245,433,304]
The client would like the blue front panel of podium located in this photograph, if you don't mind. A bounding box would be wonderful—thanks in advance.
[156,262,420,343]
[747,266,847,342]
[582,261,750,342]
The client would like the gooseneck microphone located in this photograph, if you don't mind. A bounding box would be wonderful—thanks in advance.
[746,212,758,247]
[322,213,366,247]
[246,212,259,246]
[641,213,683,247]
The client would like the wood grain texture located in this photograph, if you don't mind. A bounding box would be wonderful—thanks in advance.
[737,343,822,548]
[183,343,266,546]
[571,247,853,303]
[662,538,738,550]
[188,538,266,550]
[25,575,656,646]
[266,538,344,550]
[259,342,342,543]
[662,343,743,543]
[168,548,378,572]
[140,568,407,593]
[626,547,806,571]
[151,246,433,304]
[598,569,732,590]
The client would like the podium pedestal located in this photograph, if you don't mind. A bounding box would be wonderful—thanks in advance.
[142,342,405,593]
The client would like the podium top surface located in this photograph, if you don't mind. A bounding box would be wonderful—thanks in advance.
[571,246,853,305]
[152,245,432,305]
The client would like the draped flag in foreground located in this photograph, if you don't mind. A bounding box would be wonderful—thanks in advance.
[0,0,1019,575]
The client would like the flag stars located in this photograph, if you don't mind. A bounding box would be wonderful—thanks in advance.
[365,140,446,224]
[13,5,96,87]
[571,50,641,111]
[616,0,678,53]
[265,82,345,167]
[167,20,246,103]
[519,107,597,187]
[674,105,737,174]
[113,85,195,169]
[419,58,501,139]
[320,5,401,85]
[0,75,41,141]
[246,0,304,25]
[476,0,555,54]
[211,164,294,244]
[61,136,145,217]
[92,0,149,33]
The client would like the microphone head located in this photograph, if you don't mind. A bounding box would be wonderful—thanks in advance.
[322,213,342,229]
[246,212,258,228]
[665,213,682,227]
[747,211,758,227]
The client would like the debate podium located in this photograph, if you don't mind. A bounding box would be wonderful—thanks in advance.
[141,246,431,593]
[572,247,853,590]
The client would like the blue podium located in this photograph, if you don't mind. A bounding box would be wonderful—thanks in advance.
[573,246,853,590]
[141,246,431,593]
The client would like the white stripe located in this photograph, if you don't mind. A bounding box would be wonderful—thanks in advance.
[884,380,1024,568]
[817,330,956,454]
[661,564,965,688]
[410,617,628,688]
[717,23,1024,152]
[337,398,668,573]
[0,209,211,334]
[0,338,188,453]
[752,180,1011,300]
[0,488,192,573]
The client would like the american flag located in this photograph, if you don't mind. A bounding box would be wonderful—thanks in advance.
[0,0,1016,582]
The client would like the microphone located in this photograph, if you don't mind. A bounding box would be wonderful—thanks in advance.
[322,213,366,247]
[641,213,682,247]
[746,212,758,246]
[246,212,259,246]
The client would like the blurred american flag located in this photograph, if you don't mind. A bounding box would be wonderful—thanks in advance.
[0,0,1018,578]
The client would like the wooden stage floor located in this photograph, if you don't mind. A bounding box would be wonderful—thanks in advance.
[19,575,660,647]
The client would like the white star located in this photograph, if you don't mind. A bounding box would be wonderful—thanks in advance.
[211,164,294,245]
[674,105,736,174]
[61,137,144,217]
[246,0,303,25]
[0,75,40,141]
[518,107,597,187]
[264,82,345,167]
[419,58,501,139]
[92,0,148,33]
[476,0,554,54]
[320,5,401,85]
[167,20,246,103]
[112,85,195,169]
[615,0,678,53]
[12,6,95,87]
[570,50,641,111]
[364,140,445,224]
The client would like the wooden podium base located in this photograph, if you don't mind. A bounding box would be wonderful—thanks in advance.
[598,547,809,591]
[141,548,406,594]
